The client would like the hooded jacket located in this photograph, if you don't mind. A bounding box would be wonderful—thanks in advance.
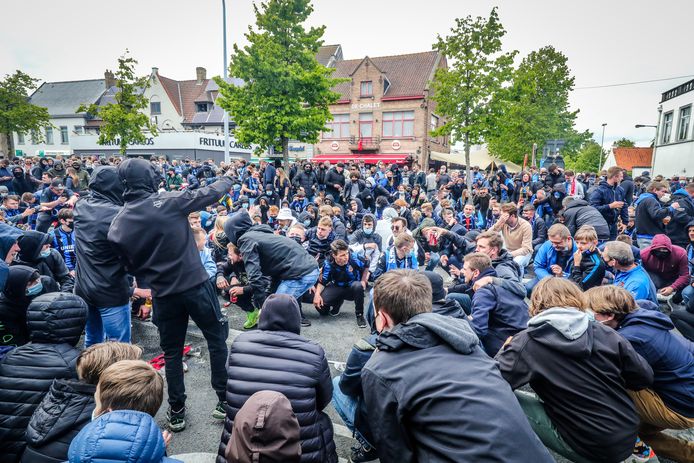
[640,234,690,291]
[618,308,694,418]
[669,188,694,248]
[224,212,318,308]
[363,313,554,463]
[496,308,654,462]
[68,410,180,463]
[0,292,87,463]
[562,198,611,240]
[0,265,41,348]
[74,166,131,308]
[590,180,629,227]
[0,223,23,291]
[14,230,74,292]
[218,294,337,463]
[226,391,302,463]
[108,159,233,297]
[22,379,96,463]
[634,192,672,238]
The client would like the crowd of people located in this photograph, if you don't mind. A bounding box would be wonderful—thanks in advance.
[0,153,692,463]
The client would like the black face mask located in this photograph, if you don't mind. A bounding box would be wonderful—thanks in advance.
[653,249,671,259]
[73,165,80,170]
[13,171,22,178]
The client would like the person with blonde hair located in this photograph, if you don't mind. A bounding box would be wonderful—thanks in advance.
[587,285,694,462]
[208,215,229,263]
[496,277,654,463]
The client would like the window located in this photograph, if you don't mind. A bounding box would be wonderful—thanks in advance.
[430,114,439,132]
[45,127,53,145]
[73,126,83,135]
[359,113,373,138]
[662,112,673,144]
[150,101,161,115]
[677,105,691,141]
[360,81,373,97]
[382,111,415,137]
[60,126,69,144]
[196,102,208,112]
[17,132,24,145]
[30,129,39,144]
[324,113,350,138]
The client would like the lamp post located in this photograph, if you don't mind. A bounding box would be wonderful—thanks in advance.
[635,111,661,173]
[222,0,230,165]
[598,123,607,172]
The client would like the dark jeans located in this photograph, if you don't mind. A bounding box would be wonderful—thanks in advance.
[647,270,679,295]
[445,292,472,315]
[608,222,618,241]
[318,282,365,317]
[671,308,694,341]
[152,280,229,410]
[36,213,53,233]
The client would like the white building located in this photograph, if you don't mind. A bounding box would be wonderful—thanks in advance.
[652,78,694,177]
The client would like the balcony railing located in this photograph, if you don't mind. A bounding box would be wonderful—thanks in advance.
[349,136,380,151]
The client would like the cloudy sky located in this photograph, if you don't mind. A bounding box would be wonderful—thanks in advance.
[2,0,692,148]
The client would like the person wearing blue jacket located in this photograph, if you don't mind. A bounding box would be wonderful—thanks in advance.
[603,240,658,304]
[589,166,629,240]
[526,224,577,294]
[634,181,680,249]
[588,286,694,462]
[462,253,529,356]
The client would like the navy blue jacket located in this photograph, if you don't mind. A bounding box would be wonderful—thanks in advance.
[320,253,368,287]
[590,180,629,226]
[634,192,674,238]
[618,308,694,418]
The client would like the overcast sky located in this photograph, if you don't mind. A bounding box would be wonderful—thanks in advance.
[2,0,692,148]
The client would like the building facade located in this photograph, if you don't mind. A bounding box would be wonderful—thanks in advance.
[652,78,694,177]
[313,48,448,167]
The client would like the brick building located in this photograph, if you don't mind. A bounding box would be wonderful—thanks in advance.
[313,47,448,167]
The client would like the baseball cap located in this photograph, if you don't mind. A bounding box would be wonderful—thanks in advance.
[50,180,65,189]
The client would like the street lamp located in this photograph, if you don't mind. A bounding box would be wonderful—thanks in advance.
[598,123,607,172]
[635,124,657,128]
[222,0,230,165]
[635,120,660,173]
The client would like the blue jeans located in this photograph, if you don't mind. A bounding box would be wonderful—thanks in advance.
[276,268,320,299]
[682,285,694,304]
[331,376,371,446]
[426,252,441,271]
[366,289,377,334]
[85,303,131,347]
[445,293,471,315]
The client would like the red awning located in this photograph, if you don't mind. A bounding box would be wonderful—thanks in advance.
[310,153,410,165]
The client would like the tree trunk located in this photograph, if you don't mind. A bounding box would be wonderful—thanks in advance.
[465,133,472,204]
[282,136,289,171]
[5,132,15,160]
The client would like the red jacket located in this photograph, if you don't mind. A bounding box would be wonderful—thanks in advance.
[641,234,690,291]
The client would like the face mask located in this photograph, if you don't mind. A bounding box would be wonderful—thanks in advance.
[653,249,671,258]
[660,193,671,203]
[241,203,249,209]
[363,227,373,235]
[26,281,43,297]
[290,235,303,244]
[40,249,51,258]
[13,171,22,178]
[303,219,311,227]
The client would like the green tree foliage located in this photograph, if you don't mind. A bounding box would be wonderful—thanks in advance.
[565,140,603,173]
[215,0,345,168]
[613,137,635,148]
[487,45,591,165]
[78,51,156,155]
[431,7,516,187]
[0,70,50,157]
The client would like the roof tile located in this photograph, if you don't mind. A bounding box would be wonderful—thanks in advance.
[612,147,653,171]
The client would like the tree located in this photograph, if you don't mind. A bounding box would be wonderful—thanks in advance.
[487,45,591,165]
[215,0,345,169]
[431,7,517,189]
[565,140,602,173]
[0,70,51,158]
[613,137,635,148]
[78,51,156,155]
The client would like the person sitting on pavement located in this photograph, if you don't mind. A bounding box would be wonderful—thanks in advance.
[495,277,655,463]
[521,203,547,254]
[640,234,689,305]
[603,240,658,303]
[587,286,694,462]
[362,269,554,462]
[568,225,606,291]
[68,360,179,463]
[225,391,301,463]
[561,196,610,243]
[0,292,87,463]
[313,240,369,328]
[526,224,577,294]
[14,230,74,292]
[490,202,534,275]
[23,342,143,463]
[219,294,337,463]
[634,181,680,249]
[460,252,529,356]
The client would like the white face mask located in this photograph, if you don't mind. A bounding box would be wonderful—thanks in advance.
[660,193,671,203]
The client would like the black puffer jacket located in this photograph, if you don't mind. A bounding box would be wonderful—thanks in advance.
[218,294,337,463]
[224,212,318,308]
[14,231,74,292]
[74,166,131,308]
[0,292,87,463]
[22,379,95,463]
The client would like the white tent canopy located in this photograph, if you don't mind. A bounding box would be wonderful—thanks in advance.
[430,147,522,172]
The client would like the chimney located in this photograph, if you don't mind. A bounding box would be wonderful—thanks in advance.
[196,66,206,84]
[104,70,116,89]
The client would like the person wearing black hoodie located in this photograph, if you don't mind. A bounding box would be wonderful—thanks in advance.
[218,294,337,463]
[11,166,40,197]
[13,230,74,292]
[0,292,87,463]
[496,277,654,463]
[224,210,319,327]
[0,265,58,349]
[74,166,142,347]
[108,158,234,432]
[668,182,694,249]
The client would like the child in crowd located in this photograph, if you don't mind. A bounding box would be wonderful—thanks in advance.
[52,208,76,273]
[570,225,606,290]
[193,226,217,280]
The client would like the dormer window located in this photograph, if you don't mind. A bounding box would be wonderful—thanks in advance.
[360,81,373,97]
[196,102,209,112]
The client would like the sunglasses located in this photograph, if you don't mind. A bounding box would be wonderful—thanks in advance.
[391,226,402,231]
